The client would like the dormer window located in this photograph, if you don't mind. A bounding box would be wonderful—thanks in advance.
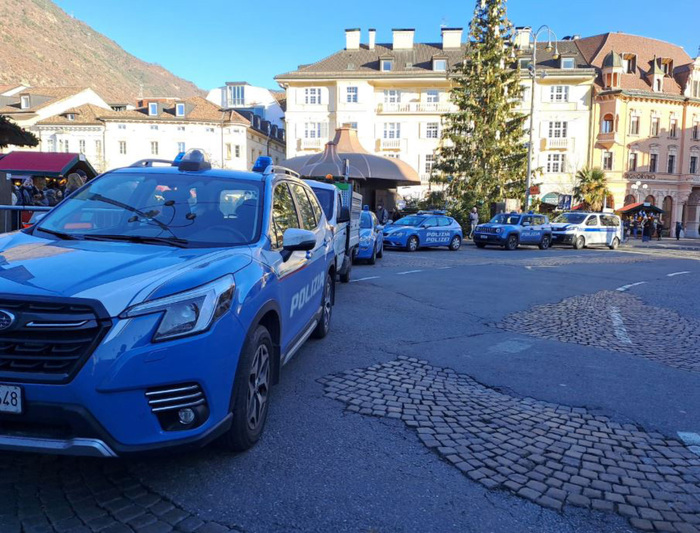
[148,102,158,116]
[381,58,394,72]
[560,57,575,69]
[659,58,673,76]
[518,58,532,70]
[66,113,75,121]
[228,85,245,107]
[622,53,637,74]
[433,58,448,72]
[175,103,185,117]
[20,95,30,109]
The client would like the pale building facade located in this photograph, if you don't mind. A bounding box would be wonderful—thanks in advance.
[207,82,285,128]
[276,28,466,198]
[577,33,700,235]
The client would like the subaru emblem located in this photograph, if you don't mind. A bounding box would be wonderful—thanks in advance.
[0,310,15,331]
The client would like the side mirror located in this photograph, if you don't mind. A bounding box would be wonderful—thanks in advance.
[282,228,316,252]
[337,206,350,223]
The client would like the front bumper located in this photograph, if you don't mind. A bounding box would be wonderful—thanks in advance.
[0,312,246,456]
[473,233,505,244]
[552,233,575,244]
[356,242,375,259]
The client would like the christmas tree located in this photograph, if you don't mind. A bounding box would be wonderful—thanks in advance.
[434,0,528,219]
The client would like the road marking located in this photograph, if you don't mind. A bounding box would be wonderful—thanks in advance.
[678,432,700,456]
[437,266,452,270]
[667,271,691,277]
[609,306,632,345]
[616,281,647,292]
[397,270,423,275]
[350,276,380,283]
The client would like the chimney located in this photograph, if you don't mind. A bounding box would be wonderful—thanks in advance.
[513,26,532,50]
[392,28,415,50]
[368,28,376,50]
[441,27,463,49]
[345,28,361,50]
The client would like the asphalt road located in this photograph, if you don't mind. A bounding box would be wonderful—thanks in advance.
[2,242,699,533]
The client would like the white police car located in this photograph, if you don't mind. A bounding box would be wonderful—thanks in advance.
[551,212,623,250]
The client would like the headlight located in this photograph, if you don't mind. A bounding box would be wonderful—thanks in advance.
[496,227,503,234]
[392,231,405,238]
[360,236,372,245]
[121,275,235,341]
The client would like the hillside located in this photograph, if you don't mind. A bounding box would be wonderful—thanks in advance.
[0,0,203,102]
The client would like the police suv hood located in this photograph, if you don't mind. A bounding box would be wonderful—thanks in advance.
[0,232,252,317]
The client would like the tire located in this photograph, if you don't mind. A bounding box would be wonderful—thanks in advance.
[574,235,585,250]
[339,256,351,283]
[377,242,383,259]
[311,273,333,339]
[475,242,486,249]
[406,235,419,252]
[367,246,376,265]
[449,235,461,251]
[538,234,551,250]
[219,325,273,452]
[505,234,518,251]
[609,237,620,250]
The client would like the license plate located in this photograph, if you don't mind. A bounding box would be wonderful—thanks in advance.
[0,384,22,414]
[480,235,487,239]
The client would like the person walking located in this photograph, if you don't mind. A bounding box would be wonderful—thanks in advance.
[64,173,84,198]
[655,219,663,241]
[675,221,683,240]
[468,207,479,239]
[642,217,651,242]
[632,217,639,240]
[375,202,389,225]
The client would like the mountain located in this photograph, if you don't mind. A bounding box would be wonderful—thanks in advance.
[0,0,203,102]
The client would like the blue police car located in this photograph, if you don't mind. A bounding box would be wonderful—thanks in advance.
[473,212,552,250]
[383,211,463,252]
[355,209,383,264]
[0,150,336,456]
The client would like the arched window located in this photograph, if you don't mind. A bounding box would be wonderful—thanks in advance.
[644,195,655,206]
[602,114,614,133]
[606,195,615,209]
[624,194,636,206]
[662,196,673,220]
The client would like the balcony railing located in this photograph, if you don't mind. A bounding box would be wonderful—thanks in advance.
[300,138,324,151]
[377,102,454,114]
[379,138,402,150]
[544,137,571,150]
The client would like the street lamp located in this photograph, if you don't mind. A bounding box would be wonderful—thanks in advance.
[525,25,560,209]
[631,180,648,203]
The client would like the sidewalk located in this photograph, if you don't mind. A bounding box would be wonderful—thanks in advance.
[622,237,700,252]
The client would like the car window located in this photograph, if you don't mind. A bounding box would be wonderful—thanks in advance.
[289,183,317,230]
[360,211,373,229]
[270,183,299,249]
[521,215,533,225]
[422,217,438,227]
[305,187,324,225]
[553,213,586,224]
[437,216,451,227]
[535,216,546,225]
[395,216,426,226]
[311,187,334,221]
[601,215,619,227]
[585,215,599,226]
[490,214,520,225]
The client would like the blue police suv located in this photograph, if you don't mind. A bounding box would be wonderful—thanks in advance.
[0,151,336,456]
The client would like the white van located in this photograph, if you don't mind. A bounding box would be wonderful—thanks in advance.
[551,212,623,250]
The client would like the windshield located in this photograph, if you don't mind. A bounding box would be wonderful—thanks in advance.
[394,216,426,227]
[490,214,521,225]
[313,187,334,221]
[360,212,372,229]
[32,171,264,248]
[553,213,587,224]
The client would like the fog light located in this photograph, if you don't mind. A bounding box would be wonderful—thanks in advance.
[178,408,196,425]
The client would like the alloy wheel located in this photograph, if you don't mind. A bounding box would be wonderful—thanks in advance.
[247,344,270,431]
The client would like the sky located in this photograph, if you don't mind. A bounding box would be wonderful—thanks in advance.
[54,0,700,91]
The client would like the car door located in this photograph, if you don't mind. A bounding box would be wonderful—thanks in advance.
[520,215,536,243]
[585,215,600,244]
[435,216,454,244]
[288,182,328,331]
[534,215,548,242]
[420,216,440,246]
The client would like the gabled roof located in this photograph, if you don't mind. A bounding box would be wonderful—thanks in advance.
[35,104,106,126]
[0,87,90,114]
[98,96,250,125]
[575,33,693,94]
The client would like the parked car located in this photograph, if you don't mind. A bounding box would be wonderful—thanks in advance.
[551,212,622,250]
[306,180,362,283]
[0,150,337,457]
[383,211,463,252]
[355,209,383,264]
[473,212,552,250]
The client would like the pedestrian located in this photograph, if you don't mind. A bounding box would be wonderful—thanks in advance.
[468,206,479,239]
[675,221,683,240]
[656,219,662,241]
[632,218,639,240]
[19,178,37,206]
[623,219,630,242]
[375,202,389,225]
[642,217,651,242]
[64,173,84,198]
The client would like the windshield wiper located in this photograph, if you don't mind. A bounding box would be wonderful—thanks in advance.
[82,234,189,248]
[86,193,176,236]
[35,227,83,240]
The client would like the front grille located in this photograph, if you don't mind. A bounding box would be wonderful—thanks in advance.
[145,383,206,413]
[0,297,111,383]
[478,227,500,234]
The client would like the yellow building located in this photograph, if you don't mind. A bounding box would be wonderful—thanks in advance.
[577,33,700,236]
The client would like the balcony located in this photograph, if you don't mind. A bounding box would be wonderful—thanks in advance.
[379,138,402,151]
[299,138,324,151]
[377,102,454,114]
[544,137,572,150]
[596,131,620,148]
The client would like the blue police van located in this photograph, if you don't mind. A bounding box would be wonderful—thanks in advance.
[0,150,336,456]
[382,211,463,252]
[473,212,552,250]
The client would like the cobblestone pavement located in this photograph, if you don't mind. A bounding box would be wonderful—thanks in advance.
[320,357,700,532]
[494,290,700,373]
[0,454,239,533]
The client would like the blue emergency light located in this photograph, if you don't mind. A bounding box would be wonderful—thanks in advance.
[253,156,273,173]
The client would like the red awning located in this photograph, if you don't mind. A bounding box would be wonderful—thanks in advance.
[617,202,664,214]
[0,151,97,178]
